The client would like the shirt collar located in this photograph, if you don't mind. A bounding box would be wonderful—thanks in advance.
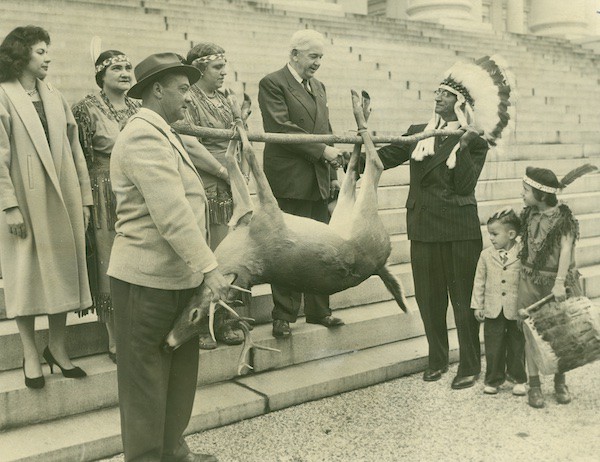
[136,107,173,133]
[136,107,187,154]
[287,63,304,84]
[498,241,519,257]
[438,120,460,130]
[531,205,560,217]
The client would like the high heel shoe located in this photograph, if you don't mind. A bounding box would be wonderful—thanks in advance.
[23,358,45,389]
[42,347,87,378]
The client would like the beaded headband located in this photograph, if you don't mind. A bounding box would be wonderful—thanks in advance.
[523,175,560,194]
[439,77,475,107]
[192,53,226,66]
[95,55,130,74]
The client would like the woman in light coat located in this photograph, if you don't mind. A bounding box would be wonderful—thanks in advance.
[0,26,93,389]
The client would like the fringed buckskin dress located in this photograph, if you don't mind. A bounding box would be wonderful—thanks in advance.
[72,91,139,321]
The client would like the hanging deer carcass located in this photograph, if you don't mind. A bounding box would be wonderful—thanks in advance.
[164,90,407,372]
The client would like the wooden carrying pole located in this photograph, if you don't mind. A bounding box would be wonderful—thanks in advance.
[173,123,464,145]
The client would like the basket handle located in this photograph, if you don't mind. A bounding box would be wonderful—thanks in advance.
[519,294,554,318]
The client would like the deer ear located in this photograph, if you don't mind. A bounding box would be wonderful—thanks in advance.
[189,308,200,324]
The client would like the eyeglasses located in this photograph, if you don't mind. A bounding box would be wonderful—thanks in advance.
[434,89,454,98]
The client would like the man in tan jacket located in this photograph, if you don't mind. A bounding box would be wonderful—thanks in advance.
[108,53,227,462]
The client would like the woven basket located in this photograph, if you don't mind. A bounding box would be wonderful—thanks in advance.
[524,296,600,374]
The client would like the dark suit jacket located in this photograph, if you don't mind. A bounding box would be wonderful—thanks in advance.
[258,66,335,201]
[377,124,488,242]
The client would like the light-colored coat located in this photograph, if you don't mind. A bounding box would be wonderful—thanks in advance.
[471,242,521,320]
[0,80,93,318]
[108,108,216,290]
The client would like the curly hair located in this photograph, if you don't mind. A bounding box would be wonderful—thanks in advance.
[94,49,126,88]
[0,26,50,82]
[487,208,521,234]
[186,42,225,73]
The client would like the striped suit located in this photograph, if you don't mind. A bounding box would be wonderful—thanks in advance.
[378,123,488,377]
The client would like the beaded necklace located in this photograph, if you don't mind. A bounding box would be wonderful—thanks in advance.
[191,86,233,125]
[99,90,138,127]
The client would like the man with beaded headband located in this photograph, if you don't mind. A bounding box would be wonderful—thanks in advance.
[375,56,513,389]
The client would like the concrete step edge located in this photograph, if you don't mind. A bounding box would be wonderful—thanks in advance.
[0,334,448,462]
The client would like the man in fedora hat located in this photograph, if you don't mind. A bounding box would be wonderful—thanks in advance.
[108,52,228,462]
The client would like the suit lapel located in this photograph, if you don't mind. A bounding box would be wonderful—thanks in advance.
[312,79,328,130]
[282,67,316,123]
[421,134,461,179]
[166,129,201,177]
[1,80,62,193]
[135,112,202,182]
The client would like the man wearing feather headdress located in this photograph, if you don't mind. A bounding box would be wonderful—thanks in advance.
[375,56,513,390]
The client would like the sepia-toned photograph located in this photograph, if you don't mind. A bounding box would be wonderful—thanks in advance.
[0,1,599,461]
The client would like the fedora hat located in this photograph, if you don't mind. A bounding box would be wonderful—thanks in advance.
[128,52,201,99]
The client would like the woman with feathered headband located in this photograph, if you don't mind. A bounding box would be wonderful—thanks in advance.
[374,56,513,390]
[179,42,251,349]
[72,41,140,364]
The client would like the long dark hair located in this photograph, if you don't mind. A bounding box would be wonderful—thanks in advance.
[0,26,50,82]
[94,49,126,88]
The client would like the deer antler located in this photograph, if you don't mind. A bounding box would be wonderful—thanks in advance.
[230,319,280,375]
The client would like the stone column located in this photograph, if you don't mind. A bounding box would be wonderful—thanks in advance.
[384,0,409,19]
[506,0,525,34]
[490,0,504,31]
[529,0,588,37]
[471,0,483,22]
[406,0,474,22]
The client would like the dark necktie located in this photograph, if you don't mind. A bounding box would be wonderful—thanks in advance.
[499,250,508,265]
[302,79,314,98]
[439,122,448,142]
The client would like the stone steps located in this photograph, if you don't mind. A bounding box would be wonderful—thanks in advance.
[0,2,598,460]
[0,299,426,430]
[0,331,454,462]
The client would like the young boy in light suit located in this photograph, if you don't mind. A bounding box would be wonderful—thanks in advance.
[471,209,527,396]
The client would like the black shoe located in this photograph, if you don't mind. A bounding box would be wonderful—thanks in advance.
[108,351,117,364]
[23,358,45,389]
[306,315,344,327]
[272,319,291,338]
[451,374,479,390]
[528,386,545,408]
[423,366,448,382]
[555,384,572,404]
[42,347,87,378]
[216,326,244,346]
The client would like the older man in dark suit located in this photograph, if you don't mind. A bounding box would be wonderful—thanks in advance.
[109,53,228,462]
[376,79,489,390]
[258,29,343,338]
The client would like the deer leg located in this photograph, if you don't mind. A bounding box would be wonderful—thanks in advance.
[227,93,280,213]
[330,91,372,230]
[329,144,359,231]
[225,138,254,228]
[351,90,383,209]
